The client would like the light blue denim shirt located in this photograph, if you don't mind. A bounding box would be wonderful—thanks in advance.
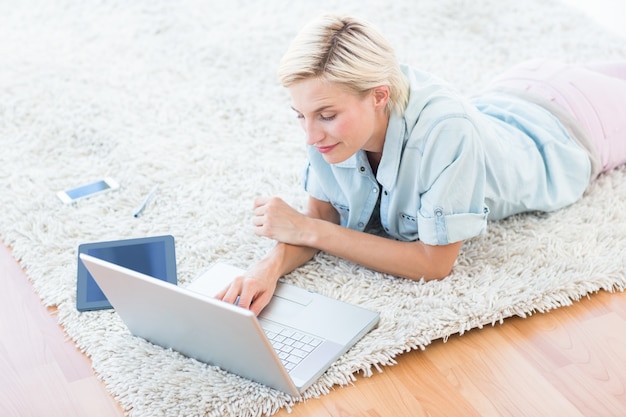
[304,65,591,245]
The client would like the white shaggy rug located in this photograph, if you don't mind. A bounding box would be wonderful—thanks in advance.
[1,0,625,416]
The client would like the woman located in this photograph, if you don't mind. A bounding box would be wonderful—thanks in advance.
[217,14,626,315]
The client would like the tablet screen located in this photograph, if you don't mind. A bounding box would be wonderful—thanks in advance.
[76,235,176,311]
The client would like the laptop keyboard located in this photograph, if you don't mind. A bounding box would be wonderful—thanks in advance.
[261,321,323,370]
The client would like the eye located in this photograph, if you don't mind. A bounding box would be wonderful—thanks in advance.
[320,114,336,121]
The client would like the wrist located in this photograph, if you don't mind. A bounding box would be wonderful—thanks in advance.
[301,216,325,249]
[255,253,284,284]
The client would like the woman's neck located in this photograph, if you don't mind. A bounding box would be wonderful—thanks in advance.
[367,151,383,175]
[365,111,389,175]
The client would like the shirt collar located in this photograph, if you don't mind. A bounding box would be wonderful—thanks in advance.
[332,154,358,168]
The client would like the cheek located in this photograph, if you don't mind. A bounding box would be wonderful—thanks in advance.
[332,116,360,139]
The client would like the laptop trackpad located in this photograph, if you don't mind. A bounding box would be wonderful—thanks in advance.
[260,283,313,321]
[261,296,305,321]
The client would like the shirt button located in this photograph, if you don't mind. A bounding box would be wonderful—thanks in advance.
[372,188,378,193]
[359,166,366,173]
[358,222,364,228]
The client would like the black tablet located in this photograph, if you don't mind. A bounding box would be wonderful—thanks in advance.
[76,235,177,311]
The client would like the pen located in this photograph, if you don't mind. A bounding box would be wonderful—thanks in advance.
[133,185,158,217]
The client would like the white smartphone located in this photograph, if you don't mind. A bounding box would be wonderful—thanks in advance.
[57,177,119,204]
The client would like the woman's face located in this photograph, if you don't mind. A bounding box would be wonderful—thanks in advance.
[288,77,389,164]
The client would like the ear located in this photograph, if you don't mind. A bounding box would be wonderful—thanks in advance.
[372,86,390,110]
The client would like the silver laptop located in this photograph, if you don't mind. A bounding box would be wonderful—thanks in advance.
[79,253,379,396]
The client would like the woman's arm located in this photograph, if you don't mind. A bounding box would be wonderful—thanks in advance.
[303,217,461,280]
[220,195,461,315]
[254,196,462,281]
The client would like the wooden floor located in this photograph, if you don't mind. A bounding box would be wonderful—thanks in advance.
[2,2,626,416]
[0,244,124,417]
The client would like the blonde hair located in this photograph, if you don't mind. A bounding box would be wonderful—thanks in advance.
[277,14,409,115]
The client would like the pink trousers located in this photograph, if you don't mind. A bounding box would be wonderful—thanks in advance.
[490,59,626,174]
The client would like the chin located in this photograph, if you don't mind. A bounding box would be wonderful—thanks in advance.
[319,146,355,165]
[322,153,351,165]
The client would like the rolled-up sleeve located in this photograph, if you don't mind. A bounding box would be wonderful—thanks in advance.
[415,117,490,245]
[302,161,329,202]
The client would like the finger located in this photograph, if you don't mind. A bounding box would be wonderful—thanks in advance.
[235,291,254,311]
[253,223,271,238]
[249,294,271,316]
[214,285,229,300]
[253,205,265,217]
[253,196,269,209]
[252,215,264,227]
[215,277,244,304]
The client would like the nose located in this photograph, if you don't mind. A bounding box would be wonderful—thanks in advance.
[304,120,324,146]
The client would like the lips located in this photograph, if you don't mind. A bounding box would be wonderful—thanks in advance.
[316,144,337,154]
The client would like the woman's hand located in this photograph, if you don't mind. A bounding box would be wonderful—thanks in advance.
[214,262,278,316]
[252,197,314,246]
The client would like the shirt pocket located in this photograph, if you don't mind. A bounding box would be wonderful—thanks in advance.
[331,201,350,227]
[398,212,418,239]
